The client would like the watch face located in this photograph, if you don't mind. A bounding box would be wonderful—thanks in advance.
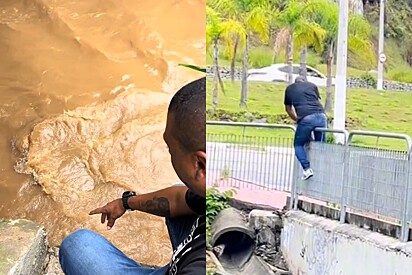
[122,191,136,197]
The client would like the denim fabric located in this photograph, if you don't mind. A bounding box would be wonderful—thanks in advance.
[59,216,197,275]
[294,112,327,170]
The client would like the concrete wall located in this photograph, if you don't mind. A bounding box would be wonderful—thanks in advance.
[281,211,412,275]
[0,219,48,275]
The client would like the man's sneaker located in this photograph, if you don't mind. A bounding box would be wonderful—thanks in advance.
[302,168,314,181]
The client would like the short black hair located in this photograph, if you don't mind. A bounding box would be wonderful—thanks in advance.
[295,76,305,83]
[168,77,205,152]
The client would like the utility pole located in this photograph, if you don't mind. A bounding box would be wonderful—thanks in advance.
[333,0,349,144]
[377,0,386,90]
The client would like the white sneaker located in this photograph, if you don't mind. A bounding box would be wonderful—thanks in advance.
[302,168,314,181]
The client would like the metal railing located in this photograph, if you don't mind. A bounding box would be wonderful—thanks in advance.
[207,121,412,242]
[207,121,296,192]
[292,129,412,242]
[291,128,349,210]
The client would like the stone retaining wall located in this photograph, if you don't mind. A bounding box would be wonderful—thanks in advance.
[206,66,412,92]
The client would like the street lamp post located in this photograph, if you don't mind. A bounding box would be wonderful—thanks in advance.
[377,0,385,90]
[333,0,349,144]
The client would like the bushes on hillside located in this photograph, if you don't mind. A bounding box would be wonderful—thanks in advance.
[359,72,377,88]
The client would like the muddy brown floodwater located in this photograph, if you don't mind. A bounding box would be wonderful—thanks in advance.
[0,0,205,267]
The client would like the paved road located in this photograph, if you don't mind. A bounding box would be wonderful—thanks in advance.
[207,142,296,191]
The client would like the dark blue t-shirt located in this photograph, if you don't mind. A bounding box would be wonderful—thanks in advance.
[284,81,325,122]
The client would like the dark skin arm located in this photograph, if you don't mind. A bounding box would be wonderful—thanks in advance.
[285,105,297,122]
[284,87,297,122]
[89,185,195,230]
[315,86,321,100]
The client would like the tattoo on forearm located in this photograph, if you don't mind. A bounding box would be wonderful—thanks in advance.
[143,196,171,217]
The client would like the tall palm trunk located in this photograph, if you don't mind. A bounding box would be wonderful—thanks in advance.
[272,51,277,64]
[324,41,334,112]
[287,32,294,84]
[300,46,307,81]
[230,36,239,81]
[240,35,248,108]
[212,39,219,108]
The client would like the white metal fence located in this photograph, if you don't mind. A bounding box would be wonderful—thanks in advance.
[293,129,412,241]
[207,121,412,242]
[207,121,296,192]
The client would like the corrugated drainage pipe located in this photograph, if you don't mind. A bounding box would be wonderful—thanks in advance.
[210,207,274,275]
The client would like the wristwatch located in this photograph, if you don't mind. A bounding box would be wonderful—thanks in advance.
[122,191,136,211]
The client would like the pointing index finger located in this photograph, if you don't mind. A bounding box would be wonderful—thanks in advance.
[89,207,105,215]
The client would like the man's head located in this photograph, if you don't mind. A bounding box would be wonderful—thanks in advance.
[295,76,306,83]
[164,77,206,197]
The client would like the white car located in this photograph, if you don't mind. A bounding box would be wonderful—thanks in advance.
[247,63,335,87]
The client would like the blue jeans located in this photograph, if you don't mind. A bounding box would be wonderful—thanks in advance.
[59,215,197,275]
[294,112,327,170]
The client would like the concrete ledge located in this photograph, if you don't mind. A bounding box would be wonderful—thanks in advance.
[0,219,48,275]
[229,197,285,213]
[287,196,409,240]
[281,210,412,275]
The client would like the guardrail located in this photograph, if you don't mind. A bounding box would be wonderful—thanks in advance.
[206,121,296,137]
[348,130,412,153]
[207,121,412,242]
[348,131,411,241]
[290,128,350,210]
[292,129,412,242]
[206,121,296,192]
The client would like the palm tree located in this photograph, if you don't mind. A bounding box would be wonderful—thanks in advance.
[206,6,245,108]
[273,0,327,84]
[294,19,326,80]
[228,35,240,81]
[208,0,273,108]
[309,0,374,111]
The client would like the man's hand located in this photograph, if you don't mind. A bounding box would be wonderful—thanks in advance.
[285,105,297,122]
[88,186,196,228]
[89,199,126,230]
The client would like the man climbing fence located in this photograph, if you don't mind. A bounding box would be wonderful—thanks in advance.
[284,76,328,180]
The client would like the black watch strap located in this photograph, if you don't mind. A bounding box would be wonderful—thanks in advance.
[122,191,136,211]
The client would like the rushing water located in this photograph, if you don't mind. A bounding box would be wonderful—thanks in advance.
[0,0,205,266]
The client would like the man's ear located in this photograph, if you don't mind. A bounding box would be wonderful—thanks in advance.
[194,151,206,179]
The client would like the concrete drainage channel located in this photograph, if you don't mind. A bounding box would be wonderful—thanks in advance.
[0,219,63,275]
[209,208,290,275]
